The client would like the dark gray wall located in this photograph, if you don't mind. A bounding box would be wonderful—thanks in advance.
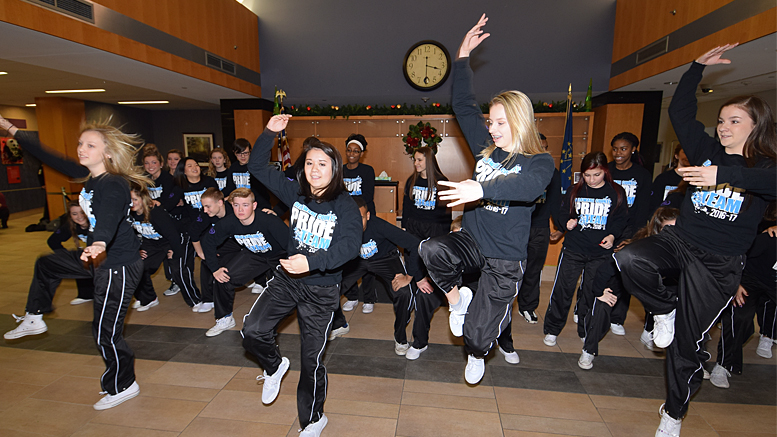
[253,0,617,106]
[0,152,45,214]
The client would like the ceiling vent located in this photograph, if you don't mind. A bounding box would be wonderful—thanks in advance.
[22,0,94,23]
[205,52,236,75]
[636,37,669,65]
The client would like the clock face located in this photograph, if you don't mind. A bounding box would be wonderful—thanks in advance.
[403,41,451,91]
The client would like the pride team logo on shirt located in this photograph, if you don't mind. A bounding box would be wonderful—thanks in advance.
[291,202,337,252]
[360,239,378,259]
[215,177,227,191]
[690,184,744,222]
[235,232,272,253]
[79,189,96,232]
[574,196,612,230]
[412,186,437,210]
[613,178,638,207]
[148,185,163,200]
[344,176,363,196]
[475,157,521,214]
[233,172,251,189]
[132,221,163,240]
[184,188,208,209]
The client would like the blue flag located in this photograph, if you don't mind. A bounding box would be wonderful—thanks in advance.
[560,84,574,192]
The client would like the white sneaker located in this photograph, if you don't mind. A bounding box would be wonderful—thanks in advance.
[342,300,358,312]
[405,345,427,360]
[136,298,159,312]
[163,283,180,296]
[640,329,656,351]
[362,303,374,314]
[449,286,472,337]
[328,324,349,341]
[196,302,214,313]
[610,323,626,336]
[543,334,557,347]
[756,334,773,359]
[652,309,676,348]
[656,403,682,437]
[709,363,730,389]
[93,381,140,410]
[131,300,141,309]
[70,298,93,305]
[300,414,328,437]
[4,313,48,340]
[395,341,410,356]
[578,350,595,370]
[702,367,711,380]
[251,283,265,294]
[498,346,520,364]
[464,355,485,384]
[573,314,578,324]
[258,357,289,404]
[521,310,538,324]
[206,315,236,337]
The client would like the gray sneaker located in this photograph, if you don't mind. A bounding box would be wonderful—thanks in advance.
[709,363,730,389]
[163,283,180,296]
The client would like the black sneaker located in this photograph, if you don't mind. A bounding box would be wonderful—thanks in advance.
[521,310,538,324]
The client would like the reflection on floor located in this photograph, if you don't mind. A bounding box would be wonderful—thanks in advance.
[1,209,775,436]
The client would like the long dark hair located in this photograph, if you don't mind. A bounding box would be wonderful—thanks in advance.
[174,157,200,189]
[406,146,447,202]
[294,137,346,203]
[631,207,679,242]
[719,95,777,167]
[567,152,624,215]
[66,201,86,249]
[130,183,154,223]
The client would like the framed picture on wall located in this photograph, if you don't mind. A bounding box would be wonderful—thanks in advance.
[2,137,23,165]
[183,133,213,164]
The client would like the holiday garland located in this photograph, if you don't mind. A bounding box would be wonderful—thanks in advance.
[403,121,442,154]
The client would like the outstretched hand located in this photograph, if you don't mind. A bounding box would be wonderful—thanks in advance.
[676,165,717,186]
[696,43,738,65]
[438,180,484,207]
[457,13,490,59]
[266,114,292,133]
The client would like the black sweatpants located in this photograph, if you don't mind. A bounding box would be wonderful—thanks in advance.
[419,230,525,358]
[581,259,621,356]
[214,250,280,319]
[167,234,201,307]
[242,267,339,429]
[716,275,776,374]
[614,226,743,420]
[200,259,214,303]
[517,226,550,313]
[333,253,414,344]
[757,294,777,339]
[544,248,609,338]
[134,241,170,306]
[26,250,94,314]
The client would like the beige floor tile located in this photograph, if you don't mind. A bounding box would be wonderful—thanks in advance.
[597,407,711,430]
[0,427,46,437]
[0,366,63,386]
[396,404,503,437]
[500,413,611,437]
[401,390,498,413]
[504,431,593,437]
[403,379,495,399]
[326,373,404,404]
[692,402,777,434]
[70,423,179,437]
[0,349,94,374]
[224,369,300,398]
[324,398,400,419]
[717,432,777,437]
[0,380,44,411]
[606,421,718,437]
[91,395,206,432]
[0,397,100,436]
[179,417,291,437]
[144,361,239,389]
[30,375,102,405]
[588,395,666,413]
[287,413,397,437]
[494,387,599,421]
[139,382,220,402]
[198,390,297,425]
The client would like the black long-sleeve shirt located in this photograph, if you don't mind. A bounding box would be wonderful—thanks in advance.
[148,171,182,212]
[15,130,140,269]
[743,231,776,291]
[130,207,183,258]
[249,130,362,286]
[361,216,424,281]
[401,175,451,226]
[213,169,230,192]
[189,203,233,243]
[609,161,652,238]
[668,62,775,256]
[558,181,629,256]
[343,163,376,215]
[201,211,289,272]
[648,169,683,215]
[224,162,272,210]
[48,221,88,251]
[531,167,562,229]
[452,58,555,261]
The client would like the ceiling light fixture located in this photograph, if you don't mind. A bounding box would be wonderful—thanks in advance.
[0,72,8,75]
[45,89,106,94]
[25,104,36,107]
[663,81,676,85]
[117,101,169,105]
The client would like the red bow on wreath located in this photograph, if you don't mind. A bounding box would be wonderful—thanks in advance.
[403,121,442,154]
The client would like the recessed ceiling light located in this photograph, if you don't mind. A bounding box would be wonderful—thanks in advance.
[0,72,8,75]
[663,81,676,85]
[117,101,169,105]
[25,103,36,107]
[45,89,106,94]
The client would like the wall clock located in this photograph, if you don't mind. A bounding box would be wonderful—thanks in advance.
[403,40,451,91]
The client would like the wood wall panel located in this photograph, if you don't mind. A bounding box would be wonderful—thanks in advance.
[0,0,261,97]
[234,109,272,146]
[591,104,644,159]
[610,7,775,89]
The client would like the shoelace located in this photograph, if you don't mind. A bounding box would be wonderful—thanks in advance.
[11,314,24,323]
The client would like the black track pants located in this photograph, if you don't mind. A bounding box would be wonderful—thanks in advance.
[333,253,414,344]
[167,234,201,307]
[134,242,169,305]
[419,231,525,357]
[614,227,743,420]
[543,248,608,338]
[242,267,339,429]
[517,227,550,313]
[93,259,144,395]
[214,250,279,319]
[26,250,93,314]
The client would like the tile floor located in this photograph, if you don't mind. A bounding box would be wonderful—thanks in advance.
[0,208,775,436]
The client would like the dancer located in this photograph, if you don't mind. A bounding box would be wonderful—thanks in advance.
[614,44,776,436]
[47,201,95,305]
[207,148,231,192]
[242,114,361,437]
[418,14,555,384]
[165,149,182,176]
[543,152,628,346]
[1,115,151,410]
[142,145,181,212]
[225,138,272,210]
[649,144,690,215]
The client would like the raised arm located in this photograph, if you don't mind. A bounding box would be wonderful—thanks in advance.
[0,117,88,179]
[247,115,298,206]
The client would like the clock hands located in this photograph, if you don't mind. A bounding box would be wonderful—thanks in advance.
[423,57,430,84]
